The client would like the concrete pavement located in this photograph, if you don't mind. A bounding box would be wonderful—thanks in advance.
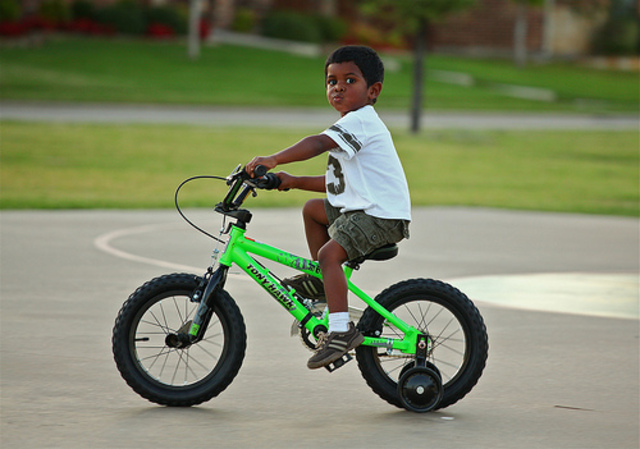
[1,101,638,130]
[1,207,638,449]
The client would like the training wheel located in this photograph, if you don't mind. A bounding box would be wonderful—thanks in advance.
[397,366,443,413]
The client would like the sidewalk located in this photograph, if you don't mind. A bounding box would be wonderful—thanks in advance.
[1,101,637,130]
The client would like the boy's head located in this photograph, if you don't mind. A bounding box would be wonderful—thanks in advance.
[324,46,385,114]
[325,46,384,87]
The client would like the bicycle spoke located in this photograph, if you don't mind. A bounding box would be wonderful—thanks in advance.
[143,310,173,334]
[194,343,221,362]
[403,305,423,330]
[431,356,462,372]
[172,296,185,325]
[159,301,170,334]
[425,305,446,329]
[417,301,432,330]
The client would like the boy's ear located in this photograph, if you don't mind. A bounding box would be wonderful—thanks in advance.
[368,82,382,102]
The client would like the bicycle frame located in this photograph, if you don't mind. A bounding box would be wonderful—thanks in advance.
[209,222,420,355]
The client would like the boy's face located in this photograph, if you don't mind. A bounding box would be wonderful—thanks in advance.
[325,61,382,116]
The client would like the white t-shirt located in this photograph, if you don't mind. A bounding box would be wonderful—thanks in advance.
[322,105,411,221]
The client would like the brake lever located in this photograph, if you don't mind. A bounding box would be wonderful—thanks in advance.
[226,164,243,185]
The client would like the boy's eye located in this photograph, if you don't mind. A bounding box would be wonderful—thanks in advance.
[327,79,337,86]
[346,78,356,84]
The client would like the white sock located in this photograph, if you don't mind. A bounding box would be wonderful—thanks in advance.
[328,312,350,333]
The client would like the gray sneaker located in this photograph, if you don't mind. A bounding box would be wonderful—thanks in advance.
[307,322,364,370]
[282,274,325,301]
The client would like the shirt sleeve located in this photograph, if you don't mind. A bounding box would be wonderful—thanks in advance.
[322,111,366,160]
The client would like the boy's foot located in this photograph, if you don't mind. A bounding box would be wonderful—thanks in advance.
[282,274,325,301]
[307,322,364,369]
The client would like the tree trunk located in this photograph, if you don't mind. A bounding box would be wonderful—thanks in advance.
[542,0,555,60]
[319,0,336,16]
[514,1,528,68]
[188,0,201,60]
[410,17,428,134]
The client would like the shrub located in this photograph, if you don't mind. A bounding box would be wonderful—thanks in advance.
[96,0,146,35]
[70,0,95,20]
[40,0,70,23]
[593,16,640,55]
[232,7,257,33]
[147,6,187,35]
[261,10,322,43]
[313,14,347,43]
[0,0,20,22]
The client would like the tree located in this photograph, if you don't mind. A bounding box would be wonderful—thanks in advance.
[511,0,544,68]
[361,0,476,133]
[188,0,202,59]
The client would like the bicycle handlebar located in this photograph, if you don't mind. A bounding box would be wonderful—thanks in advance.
[218,164,282,212]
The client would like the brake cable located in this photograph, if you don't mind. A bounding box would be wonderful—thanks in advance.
[174,175,228,243]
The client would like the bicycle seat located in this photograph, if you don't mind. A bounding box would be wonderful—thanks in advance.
[348,243,398,266]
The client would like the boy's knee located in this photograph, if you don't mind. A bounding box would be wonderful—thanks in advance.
[303,199,327,222]
[317,240,348,269]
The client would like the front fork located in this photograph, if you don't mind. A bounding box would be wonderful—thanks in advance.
[165,266,228,349]
[190,265,229,339]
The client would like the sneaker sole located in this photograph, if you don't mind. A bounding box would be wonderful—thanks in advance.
[307,333,364,370]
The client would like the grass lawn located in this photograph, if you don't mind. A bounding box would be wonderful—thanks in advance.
[1,121,637,216]
[0,37,638,113]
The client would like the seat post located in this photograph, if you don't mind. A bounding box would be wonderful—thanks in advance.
[343,263,359,277]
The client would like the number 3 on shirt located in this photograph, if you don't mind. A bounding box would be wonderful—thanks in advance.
[327,155,345,195]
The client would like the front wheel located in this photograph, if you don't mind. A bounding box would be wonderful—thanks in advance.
[356,279,488,411]
[112,273,246,406]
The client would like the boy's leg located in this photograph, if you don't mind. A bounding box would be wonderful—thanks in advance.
[317,240,349,313]
[307,239,364,369]
[282,199,329,300]
[302,198,353,312]
[302,199,330,260]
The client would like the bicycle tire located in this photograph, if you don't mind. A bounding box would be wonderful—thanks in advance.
[355,278,488,411]
[112,273,246,406]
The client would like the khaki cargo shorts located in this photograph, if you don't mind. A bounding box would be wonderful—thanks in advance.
[324,199,410,261]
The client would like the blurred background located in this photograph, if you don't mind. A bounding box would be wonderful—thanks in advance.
[4,0,640,60]
[2,0,638,110]
[0,0,638,213]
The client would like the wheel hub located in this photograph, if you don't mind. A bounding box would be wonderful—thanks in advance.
[165,321,193,349]
[398,366,443,413]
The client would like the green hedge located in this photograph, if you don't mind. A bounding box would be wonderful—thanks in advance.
[593,16,640,55]
[261,10,346,43]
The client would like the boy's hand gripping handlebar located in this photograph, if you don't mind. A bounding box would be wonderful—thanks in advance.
[250,165,283,191]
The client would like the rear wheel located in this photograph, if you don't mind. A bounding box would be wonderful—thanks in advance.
[356,278,488,411]
[112,273,246,406]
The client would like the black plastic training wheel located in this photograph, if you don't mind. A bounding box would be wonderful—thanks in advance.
[112,273,246,406]
[356,278,488,411]
[398,366,444,413]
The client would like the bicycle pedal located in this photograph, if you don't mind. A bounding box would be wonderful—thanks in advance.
[324,353,352,373]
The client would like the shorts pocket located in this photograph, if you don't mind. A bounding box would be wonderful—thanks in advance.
[349,214,382,256]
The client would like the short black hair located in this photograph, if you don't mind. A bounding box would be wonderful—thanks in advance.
[325,45,384,87]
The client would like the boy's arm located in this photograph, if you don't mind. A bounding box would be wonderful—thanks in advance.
[277,173,325,193]
[245,134,336,176]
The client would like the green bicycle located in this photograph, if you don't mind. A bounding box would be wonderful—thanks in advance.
[112,165,488,413]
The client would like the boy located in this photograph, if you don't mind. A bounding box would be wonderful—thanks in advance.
[245,45,411,370]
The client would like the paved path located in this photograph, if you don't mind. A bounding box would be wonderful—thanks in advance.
[1,208,638,449]
[1,101,638,130]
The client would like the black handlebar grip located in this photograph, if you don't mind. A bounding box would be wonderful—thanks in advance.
[256,173,282,190]
[254,165,268,177]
